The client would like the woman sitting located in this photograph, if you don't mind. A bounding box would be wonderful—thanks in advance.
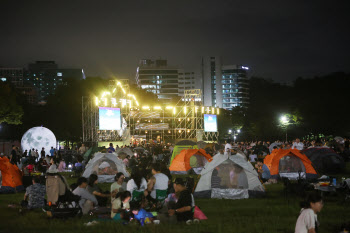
[111,191,131,221]
[111,172,125,199]
[126,169,147,201]
[87,174,110,206]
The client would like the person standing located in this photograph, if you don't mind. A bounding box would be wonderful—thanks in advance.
[10,145,18,165]
[107,143,115,153]
[35,149,39,162]
[224,140,232,156]
[50,147,55,157]
[295,193,323,233]
[292,138,304,150]
[40,148,46,159]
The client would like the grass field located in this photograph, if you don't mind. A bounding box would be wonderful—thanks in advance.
[1,165,350,233]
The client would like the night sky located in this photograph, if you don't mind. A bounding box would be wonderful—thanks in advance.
[1,0,349,83]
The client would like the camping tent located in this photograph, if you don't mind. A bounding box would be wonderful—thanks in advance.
[302,147,345,173]
[83,153,129,183]
[194,153,265,199]
[115,147,134,159]
[0,157,24,193]
[83,147,101,161]
[263,149,317,180]
[169,149,213,174]
[170,140,198,163]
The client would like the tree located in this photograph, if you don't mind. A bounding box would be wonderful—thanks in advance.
[0,82,23,125]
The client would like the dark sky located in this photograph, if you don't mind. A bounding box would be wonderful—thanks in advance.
[1,0,349,83]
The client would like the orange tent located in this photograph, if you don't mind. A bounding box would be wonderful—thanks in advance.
[0,156,24,193]
[169,149,213,174]
[263,149,317,179]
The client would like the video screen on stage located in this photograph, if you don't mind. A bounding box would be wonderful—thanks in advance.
[99,107,121,130]
[204,114,218,132]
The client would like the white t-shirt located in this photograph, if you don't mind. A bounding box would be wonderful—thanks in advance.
[151,173,169,199]
[292,142,304,150]
[295,208,318,233]
[126,178,147,194]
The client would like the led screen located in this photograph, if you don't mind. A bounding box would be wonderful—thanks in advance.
[99,107,121,130]
[204,114,218,132]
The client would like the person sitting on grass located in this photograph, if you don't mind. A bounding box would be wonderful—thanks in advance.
[167,178,193,224]
[295,192,323,233]
[73,177,98,215]
[111,191,131,221]
[145,163,169,200]
[126,169,147,200]
[111,172,125,199]
[87,174,110,206]
[22,177,45,209]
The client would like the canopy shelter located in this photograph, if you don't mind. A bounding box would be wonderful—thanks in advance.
[264,149,317,180]
[302,147,345,173]
[82,153,129,183]
[0,157,24,193]
[169,149,213,174]
[194,153,265,199]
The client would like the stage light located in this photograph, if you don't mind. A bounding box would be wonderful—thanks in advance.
[212,107,215,113]
[154,106,161,110]
[207,107,210,113]
[166,106,173,109]
[142,106,150,109]
[173,107,176,114]
[168,130,171,133]
[95,97,99,106]
[201,107,204,113]
[136,101,139,106]
[178,118,181,121]
[113,88,116,93]
[187,118,190,121]
[217,108,220,115]
[195,107,198,113]
[178,130,181,133]
[104,98,107,106]
[184,107,187,114]
[187,129,190,133]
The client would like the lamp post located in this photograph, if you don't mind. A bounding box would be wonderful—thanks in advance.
[229,129,241,143]
[280,115,289,142]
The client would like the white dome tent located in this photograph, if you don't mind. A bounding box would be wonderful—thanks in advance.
[83,153,129,183]
[194,153,265,199]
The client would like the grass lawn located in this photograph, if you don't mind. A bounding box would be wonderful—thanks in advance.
[1,165,350,233]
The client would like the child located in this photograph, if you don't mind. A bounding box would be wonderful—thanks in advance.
[130,201,154,225]
[295,193,323,233]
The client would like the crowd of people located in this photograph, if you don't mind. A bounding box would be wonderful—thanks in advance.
[2,136,349,231]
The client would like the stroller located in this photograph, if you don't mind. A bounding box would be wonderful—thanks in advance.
[46,173,82,218]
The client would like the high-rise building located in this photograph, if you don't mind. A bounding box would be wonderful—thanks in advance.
[0,67,24,87]
[178,69,196,97]
[199,56,249,110]
[24,61,86,103]
[135,59,179,101]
